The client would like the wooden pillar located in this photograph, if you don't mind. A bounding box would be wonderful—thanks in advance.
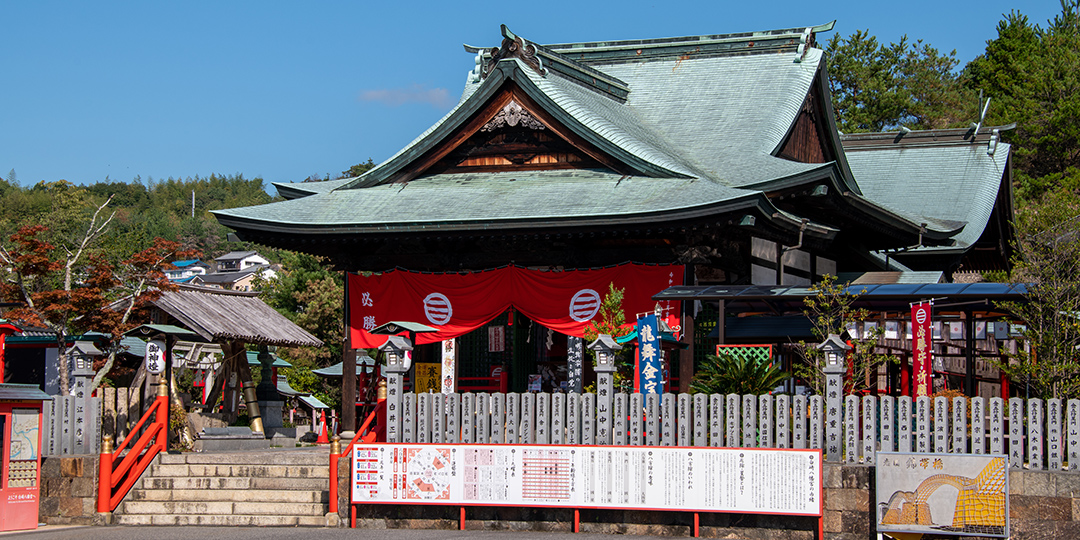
[964,310,977,397]
[678,265,695,393]
[342,271,356,433]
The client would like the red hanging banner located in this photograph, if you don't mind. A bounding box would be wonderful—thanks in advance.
[348,264,683,348]
[911,302,932,397]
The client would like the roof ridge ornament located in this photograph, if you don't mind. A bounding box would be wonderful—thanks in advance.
[795,27,815,62]
[483,24,546,79]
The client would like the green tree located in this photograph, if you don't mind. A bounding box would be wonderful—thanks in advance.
[582,283,634,392]
[965,1,1080,190]
[997,188,1080,399]
[826,30,972,133]
[795,275,894,395]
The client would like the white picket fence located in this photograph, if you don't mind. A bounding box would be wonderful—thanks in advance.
[393,392,1080,471]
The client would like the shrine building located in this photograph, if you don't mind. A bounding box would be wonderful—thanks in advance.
[214,22,1014,429]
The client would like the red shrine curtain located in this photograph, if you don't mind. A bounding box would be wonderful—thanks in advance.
[348,263,683,348]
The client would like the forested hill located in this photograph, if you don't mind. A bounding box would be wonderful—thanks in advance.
[0,174,274,262]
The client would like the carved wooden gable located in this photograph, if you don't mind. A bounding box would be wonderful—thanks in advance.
[394,83,630,181]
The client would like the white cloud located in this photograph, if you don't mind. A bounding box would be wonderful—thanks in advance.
[359,84,452,109]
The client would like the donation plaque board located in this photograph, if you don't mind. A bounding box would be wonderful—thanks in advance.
[353,443,822,516]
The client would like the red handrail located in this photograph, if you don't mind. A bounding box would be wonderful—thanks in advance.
[330,393,386,514]
[98,389,169,513]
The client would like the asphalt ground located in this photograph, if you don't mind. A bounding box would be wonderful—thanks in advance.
[2,527,662,540]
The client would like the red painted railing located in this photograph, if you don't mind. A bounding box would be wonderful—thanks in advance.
[329,392,386,514]
[98,387,169,513]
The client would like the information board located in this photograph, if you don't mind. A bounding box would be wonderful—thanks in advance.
[353,443,821,516]
[877,452,1008,538]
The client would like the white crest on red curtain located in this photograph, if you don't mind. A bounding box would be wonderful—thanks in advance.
[569,289,601,322]
[423,292,453,325]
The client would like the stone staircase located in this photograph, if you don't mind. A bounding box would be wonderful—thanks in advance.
[114,448,336,526]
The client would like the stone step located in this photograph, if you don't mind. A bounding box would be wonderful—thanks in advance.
[121,500,327,516]
[136,474,329,491]
[114,513,332,527]
[147,463,328,479]
[128,488,329,504]
[158,451,327,466]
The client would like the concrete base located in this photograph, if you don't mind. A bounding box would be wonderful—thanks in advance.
[258,400,285,429]
[194,426,270,452]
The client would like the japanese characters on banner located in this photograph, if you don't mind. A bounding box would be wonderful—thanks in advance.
[353,444,822,516]
[348,263,683,348]
[636,313,662,394]
[440,339,456,394]
[911,302,933,397]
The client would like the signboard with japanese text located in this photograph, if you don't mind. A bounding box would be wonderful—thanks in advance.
[877,452,1008,537]
[440,339,456,394]
[636,314,661,394]
[144,340,166,375]
[413,363,440,394]
[911,303,932,397]
[353,443,822,516]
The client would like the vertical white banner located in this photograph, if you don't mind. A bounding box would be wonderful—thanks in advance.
[441,338,456,394]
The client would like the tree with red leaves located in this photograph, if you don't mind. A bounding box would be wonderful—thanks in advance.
[0,208,194,394]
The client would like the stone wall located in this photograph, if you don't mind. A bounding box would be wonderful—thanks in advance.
[336,458,1080,539]
[39,455,105,526]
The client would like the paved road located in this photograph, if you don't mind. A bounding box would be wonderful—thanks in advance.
[3,527,660,540]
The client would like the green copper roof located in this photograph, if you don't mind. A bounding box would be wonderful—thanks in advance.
[844,128,1012,255]
[217,23,988,252]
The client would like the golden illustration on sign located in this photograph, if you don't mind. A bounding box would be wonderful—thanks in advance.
[878,454,1007,538]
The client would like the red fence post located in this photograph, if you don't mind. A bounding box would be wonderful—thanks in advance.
[154,383,169,453]
[329,435,341,514]
[97,435,114,513]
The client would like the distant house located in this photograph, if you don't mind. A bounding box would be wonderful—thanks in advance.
[214,251,269,273]
[192,264,276,292]
[165,259,212,282]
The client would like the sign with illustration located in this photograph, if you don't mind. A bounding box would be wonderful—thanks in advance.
[876,452,1008,537]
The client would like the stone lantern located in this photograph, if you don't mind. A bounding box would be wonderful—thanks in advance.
[588,334,622,445]
[817,334,851,462]
[379,335,413,443]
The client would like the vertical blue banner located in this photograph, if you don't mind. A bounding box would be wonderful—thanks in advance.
[637,313,662,394]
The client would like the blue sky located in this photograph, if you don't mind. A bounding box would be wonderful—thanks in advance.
[1,1,1063,194]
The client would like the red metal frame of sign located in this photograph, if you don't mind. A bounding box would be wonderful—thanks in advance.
[349,442,824,538]
[0,403,42,532]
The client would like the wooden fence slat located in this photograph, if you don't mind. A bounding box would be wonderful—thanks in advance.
[1068,399,1080,471]
[844,395,858,463]
[971,397,985,455]
[551,392,565,445]
[1048,398,1063,471]
[916,397,931,453]
[897,396,912,453]
[646,394,660,446]
[1009,397,1024,468]
[862,395,876,465]
[490,393,505,444]
[775,395,790,449]
[613,393,627,446]
[793,395,807,450]
[758,395,773,449]
[630,393,644,446]
[880,396,895,453]
[726,394,740,448]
